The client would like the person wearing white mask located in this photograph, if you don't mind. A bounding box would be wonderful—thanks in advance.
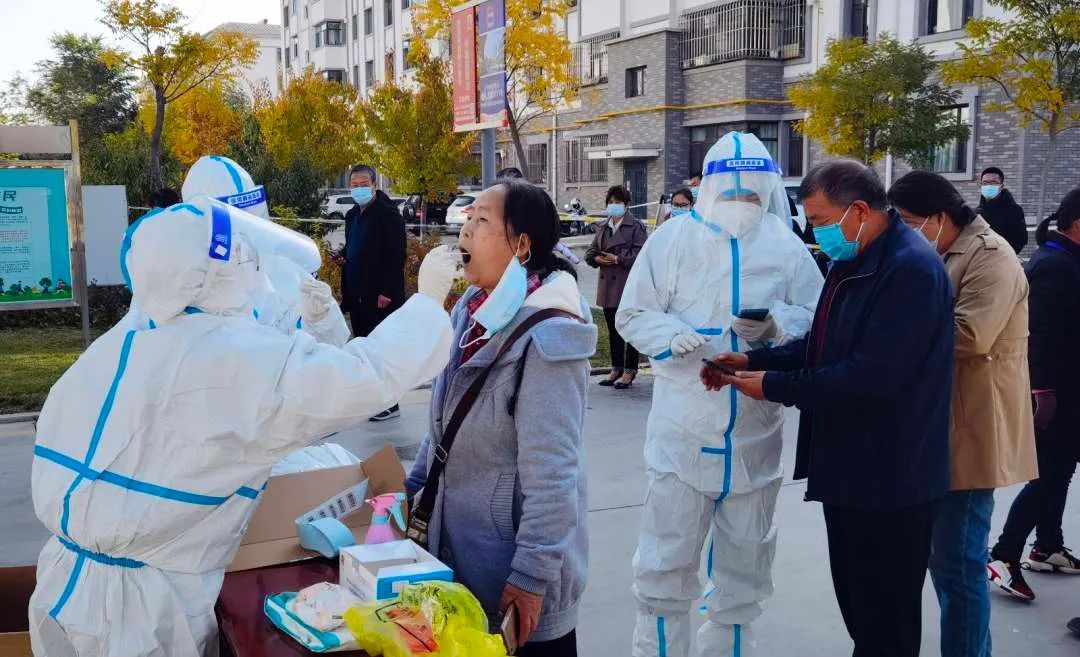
[616,132,823,657]
[29,197,460,657]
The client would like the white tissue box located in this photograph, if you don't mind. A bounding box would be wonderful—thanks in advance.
[339,540,453,603]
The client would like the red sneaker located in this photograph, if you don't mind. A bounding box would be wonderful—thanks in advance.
[1026,546,1080,574]
[988,560,1036,601]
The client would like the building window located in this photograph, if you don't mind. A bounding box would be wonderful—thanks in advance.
[316,20,344,48]
[305,50,309,64]
[291,0,297,16]
[571,31,618,86]
[746,122,779,161]
[353,64,360,86]
[927,0,974,35]
[284,48,291,68]
[849,0,869,39]
[364,7,373,34]
[283,6,289,28]
[526,143,548,183]
[293,43,298,57]
[403,40,411,69]
[326,69,346,83]
[365,59,375,87]
[564,135,608,183]
[785,121,804,177]
[304,5,308,18]
[688,122,781,173]
[352,14,358,40]
[402,0,412,8]
[384,0,394,26]
[929,105,970,173]
[625,66,646,98]
[680,0,807,68]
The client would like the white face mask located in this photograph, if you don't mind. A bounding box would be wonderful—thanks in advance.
[713,201,764,237]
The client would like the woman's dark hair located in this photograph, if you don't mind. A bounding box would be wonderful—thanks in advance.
[887,170,976,227]
[605,185,631,205]
[498,180,577,279]
[671,187,694,206]
[150,187,181,208]
[1036,186,1080,246]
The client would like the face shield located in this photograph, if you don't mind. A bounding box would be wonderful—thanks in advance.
[695,132,791,237]
[182,155,270,219]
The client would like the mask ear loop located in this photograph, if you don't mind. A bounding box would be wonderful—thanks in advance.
[458,319,487,350]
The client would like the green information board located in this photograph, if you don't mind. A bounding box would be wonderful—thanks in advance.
[0,167,76,307]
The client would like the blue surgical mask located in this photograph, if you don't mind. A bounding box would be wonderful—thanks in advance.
[351,186,374,205]
[607,203,626,218]
[813,205,863,262]
[461,245,530,347]
[981,184,1001,201]
[671,206,691,218]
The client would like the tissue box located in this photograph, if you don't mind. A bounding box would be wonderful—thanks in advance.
[339,540,453,602]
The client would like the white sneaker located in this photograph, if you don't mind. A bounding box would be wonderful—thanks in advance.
[368,405,400,422]
[1025,546,1080,574]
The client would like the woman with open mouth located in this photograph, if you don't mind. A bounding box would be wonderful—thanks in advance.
[406,179,597,656]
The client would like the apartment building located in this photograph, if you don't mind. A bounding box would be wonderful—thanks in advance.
[504,0,1077,220]
[211,21,284,98]
[280,0,421,92]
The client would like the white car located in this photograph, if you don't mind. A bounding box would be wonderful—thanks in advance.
[444,194,475,232]
[321,194,357,222]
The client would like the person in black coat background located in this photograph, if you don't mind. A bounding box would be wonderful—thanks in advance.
[977,167,1028,254]
[989,186,1080,601]
[341,164,407,420]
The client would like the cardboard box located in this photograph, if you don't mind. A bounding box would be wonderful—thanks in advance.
[227,444,407,572]
[0,566,36,656]
[340,540,454,603]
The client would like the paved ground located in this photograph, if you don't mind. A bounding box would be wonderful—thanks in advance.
[4,376,1080,655]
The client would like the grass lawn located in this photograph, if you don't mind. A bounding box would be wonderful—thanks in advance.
[591,307,611,370]
[0,327,90,414]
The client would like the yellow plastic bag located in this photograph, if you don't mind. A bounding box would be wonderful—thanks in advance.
[343,581,508,657]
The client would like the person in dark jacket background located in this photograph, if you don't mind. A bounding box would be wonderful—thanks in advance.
[341,163,408,421]
[977,167,1028,254]
[988,186,1080,602]
[704,160,954,657]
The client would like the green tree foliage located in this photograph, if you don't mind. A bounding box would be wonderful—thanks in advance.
[942,0,1080,218]
[789,35,969,165]
[83,122,182,207]
[357,42,477,201]
[25,33,136,141]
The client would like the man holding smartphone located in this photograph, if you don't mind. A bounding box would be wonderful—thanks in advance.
[617,132,822,657]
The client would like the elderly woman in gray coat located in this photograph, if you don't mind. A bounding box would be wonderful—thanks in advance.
[405,180,596,657]
[586,184,648,389]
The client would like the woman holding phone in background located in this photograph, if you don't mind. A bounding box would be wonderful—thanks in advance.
[586,185,648,389]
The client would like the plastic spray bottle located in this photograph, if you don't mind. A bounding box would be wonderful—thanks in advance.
[364,493,407,545]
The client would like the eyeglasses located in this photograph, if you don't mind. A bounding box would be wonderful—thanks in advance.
[672,202,692,209]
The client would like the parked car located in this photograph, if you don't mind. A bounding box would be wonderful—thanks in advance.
[445,194,475,233]
[321,194,357,222]
[401,193,453,234]
[784,183,807,231]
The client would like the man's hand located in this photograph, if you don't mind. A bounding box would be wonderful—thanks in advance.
[700,353,750,390]
[500,583,544,647]
[596,253,616,266]
[377,295,391,309]
[730,371,766,400]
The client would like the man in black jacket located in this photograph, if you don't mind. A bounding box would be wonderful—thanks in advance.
[341,163,407,421]
[977,167,1028,254]
[705,160,954,657]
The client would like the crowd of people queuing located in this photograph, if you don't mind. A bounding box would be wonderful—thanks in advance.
[24,130,1080,657]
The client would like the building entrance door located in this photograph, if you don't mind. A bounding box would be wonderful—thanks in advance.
[624,160,648,220]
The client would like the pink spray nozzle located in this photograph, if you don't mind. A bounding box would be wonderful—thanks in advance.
[364,493,407,544]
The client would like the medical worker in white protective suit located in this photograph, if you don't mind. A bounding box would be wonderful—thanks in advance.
[28,197,459,657]
[120,154,351,347]
[617,132,823,657]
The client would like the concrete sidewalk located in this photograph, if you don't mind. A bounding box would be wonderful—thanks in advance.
[3,376,1079,655]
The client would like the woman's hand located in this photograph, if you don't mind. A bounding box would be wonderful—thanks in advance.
[501,583,544,646]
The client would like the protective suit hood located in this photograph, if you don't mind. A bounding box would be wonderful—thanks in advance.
[695,131,791,237]
[182,154,270,219]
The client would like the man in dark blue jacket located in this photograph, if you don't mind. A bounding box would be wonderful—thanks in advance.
[704,160,954,657]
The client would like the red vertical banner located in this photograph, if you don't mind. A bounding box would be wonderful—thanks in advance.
[451,7,478,131]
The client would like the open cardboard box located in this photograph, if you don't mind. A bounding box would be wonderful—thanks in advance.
[0,566,36,656]
[227,444,406,572]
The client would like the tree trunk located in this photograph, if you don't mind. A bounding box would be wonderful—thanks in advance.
[507,110,530,182]
[1037,114,1059,221]
[149,86,167,192]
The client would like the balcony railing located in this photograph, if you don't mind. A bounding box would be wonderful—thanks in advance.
[571,31,620,87]
[679,0,806,69]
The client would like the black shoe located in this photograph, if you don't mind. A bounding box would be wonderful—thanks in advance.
[1068,617,1080,637]
[598,371,621,387]
[614,372,637,390]
[369,404,400,422]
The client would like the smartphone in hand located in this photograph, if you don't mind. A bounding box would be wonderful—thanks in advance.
[702,358,737,377]
[501,605,519,655]
[737,308,770,322]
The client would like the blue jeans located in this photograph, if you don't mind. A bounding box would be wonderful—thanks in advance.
[930,489,995,657]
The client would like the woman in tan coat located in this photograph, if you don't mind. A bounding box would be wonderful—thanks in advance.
[889,171,1037,657]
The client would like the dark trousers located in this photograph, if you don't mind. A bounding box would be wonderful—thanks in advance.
[603,307,639,373]
[349,303,391,338]
[517,629,577,657]
[992,433,1076,563]
[824,500,938,657]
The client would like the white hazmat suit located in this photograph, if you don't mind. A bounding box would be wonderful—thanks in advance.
[29,198,453,656]
[617,132,823,657]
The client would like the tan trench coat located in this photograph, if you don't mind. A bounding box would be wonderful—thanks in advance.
[944,216,1038,490]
